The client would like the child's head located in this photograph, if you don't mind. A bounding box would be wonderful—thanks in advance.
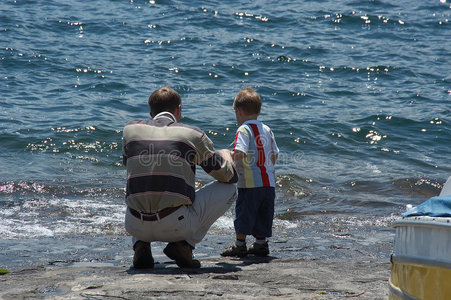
[233,88,261,124]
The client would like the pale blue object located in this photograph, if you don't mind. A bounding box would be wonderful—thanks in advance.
[403,195,451,217]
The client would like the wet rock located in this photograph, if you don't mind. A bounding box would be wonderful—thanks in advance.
[0,257,389,299]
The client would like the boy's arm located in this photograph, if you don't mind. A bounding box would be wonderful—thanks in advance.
[271,153,278,165]
[231,149,246,161]
[270,129,279,165]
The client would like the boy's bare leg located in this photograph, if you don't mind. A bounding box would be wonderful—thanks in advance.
[236,233,246,241]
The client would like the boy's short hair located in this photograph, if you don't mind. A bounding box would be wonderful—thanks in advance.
[148,87,181,115]
[233,87,261,115]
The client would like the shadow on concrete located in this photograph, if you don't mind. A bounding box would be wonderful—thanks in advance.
[127,255,277,276]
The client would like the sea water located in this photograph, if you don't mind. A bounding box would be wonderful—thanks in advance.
[0,0,450,270]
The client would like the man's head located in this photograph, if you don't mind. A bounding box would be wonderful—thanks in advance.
[148,87,182,121]
[233,87,261,125]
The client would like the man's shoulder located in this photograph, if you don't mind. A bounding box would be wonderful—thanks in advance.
[172,122,205,135]
[123,120,207,144]
[124,119,152,127]
[124,120,203,133]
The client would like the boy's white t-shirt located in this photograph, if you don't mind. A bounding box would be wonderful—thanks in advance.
[233,120,279,188]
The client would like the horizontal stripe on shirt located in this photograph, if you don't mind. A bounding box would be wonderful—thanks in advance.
[124,139,197,165]
[126,174,195,203]
[199,152,225,173]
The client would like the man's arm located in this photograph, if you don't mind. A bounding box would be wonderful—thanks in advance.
[199,149,238,184]
[122,136,127,166]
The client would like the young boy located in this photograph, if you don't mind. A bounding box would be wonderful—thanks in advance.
[221,87,279,257]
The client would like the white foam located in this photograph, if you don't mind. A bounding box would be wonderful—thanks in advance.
[274,218,299,229]
[0,221,15,237]
[212,216,234,230]
[0,196,127,238]
[20,224,55,237]
[211,215,299,231]
[1,195,304,238]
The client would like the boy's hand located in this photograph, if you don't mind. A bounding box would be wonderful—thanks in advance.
[231,150,246,161]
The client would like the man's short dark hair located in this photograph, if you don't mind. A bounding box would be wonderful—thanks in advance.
[233,87,261,115]
[148,87,181,115]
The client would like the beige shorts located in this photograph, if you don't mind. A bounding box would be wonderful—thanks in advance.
[125,181,237,247]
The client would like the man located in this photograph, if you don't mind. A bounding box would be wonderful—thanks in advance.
[122,87,238,269]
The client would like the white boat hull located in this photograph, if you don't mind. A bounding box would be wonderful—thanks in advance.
[389,176,451,300]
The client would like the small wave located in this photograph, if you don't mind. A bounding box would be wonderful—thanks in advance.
[0,180,125,201]
[352,114,420,125]
[22,126,122,168]
[0,181,45,194]
[330,214,399,228]
[276,174,313,199]
[0,195,126,238]
[393,177,444,199]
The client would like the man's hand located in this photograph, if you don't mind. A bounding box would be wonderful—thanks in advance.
[216,149,233,163]
[213,149,238,184]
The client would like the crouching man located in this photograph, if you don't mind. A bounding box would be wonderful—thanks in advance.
[122,87,237,269]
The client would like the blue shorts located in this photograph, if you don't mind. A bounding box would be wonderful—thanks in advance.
[234,187,275,238]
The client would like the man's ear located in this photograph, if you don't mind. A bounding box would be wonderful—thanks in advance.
[175,104,182,122]
[150,111,154,118]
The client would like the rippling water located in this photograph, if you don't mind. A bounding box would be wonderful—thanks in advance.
[1,0,450,270]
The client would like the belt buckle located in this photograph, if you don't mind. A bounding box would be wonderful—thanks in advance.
[140,211,160,221]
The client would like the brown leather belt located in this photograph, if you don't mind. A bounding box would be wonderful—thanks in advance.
[128,206,181,221]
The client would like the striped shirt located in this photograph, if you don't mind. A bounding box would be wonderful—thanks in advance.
[233,120,279,188]
[122,112,237,213]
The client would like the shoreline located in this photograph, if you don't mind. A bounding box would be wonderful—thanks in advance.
[0,256,390,299]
